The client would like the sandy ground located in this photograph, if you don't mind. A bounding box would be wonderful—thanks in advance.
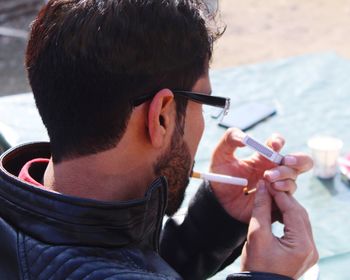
[212,0,350,68]
[2,0,350,95]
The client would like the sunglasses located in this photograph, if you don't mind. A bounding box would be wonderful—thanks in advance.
[132,90,230,117]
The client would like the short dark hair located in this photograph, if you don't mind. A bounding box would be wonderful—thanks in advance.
[25,0,222,162]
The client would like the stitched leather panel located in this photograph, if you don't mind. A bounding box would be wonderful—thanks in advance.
[19,233,180,280]
[0,218,20,280]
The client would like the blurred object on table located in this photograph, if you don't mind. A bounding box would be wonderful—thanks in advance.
[338,154,350,186]
[307,136,343,179]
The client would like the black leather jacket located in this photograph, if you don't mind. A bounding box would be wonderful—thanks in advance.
[0,142,291,280]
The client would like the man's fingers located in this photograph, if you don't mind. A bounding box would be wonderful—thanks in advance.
[271,179,297,194]
[282,153,314,173]
[247,180,273,241]
[274,191,319,275]
[265,133,285,152]
[250,133,285,166]
[273,191,309,235]
[264,166,298,182]
[212,127,245,158]
[264,166,298,193]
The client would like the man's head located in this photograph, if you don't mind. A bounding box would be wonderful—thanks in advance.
[153,75,212,216]
[26,0,222,163]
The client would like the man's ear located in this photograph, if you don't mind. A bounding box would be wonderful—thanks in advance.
[147,89,175,148]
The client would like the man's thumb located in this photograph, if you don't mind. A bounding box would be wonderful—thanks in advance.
[248,180,272,238]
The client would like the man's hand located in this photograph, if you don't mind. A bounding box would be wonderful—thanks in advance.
[209,128,313,223]
[240,181,318,279]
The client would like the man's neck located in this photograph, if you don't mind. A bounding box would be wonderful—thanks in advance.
[41,103,171,201]
[43,148,156,201]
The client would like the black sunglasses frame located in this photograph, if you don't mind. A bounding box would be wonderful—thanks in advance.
[132,90,230,115]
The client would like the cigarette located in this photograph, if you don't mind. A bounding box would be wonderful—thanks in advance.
[242,134,284,165]
[243,187,257,195]
[191,171,248,186]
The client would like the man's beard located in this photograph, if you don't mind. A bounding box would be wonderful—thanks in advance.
[153,128,192,217]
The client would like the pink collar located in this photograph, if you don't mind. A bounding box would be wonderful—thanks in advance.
[18,158,50,188]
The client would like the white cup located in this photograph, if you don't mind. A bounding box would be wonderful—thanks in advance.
[307,136,343,179]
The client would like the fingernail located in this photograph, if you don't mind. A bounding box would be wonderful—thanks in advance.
[274,181,284,189]
[273,134,284,145]
[233,130,246,141]
[284,156,297,165]
[267,170,280,180]
[258,180,266,193]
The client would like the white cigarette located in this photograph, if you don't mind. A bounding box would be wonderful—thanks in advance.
[191,171,248,186]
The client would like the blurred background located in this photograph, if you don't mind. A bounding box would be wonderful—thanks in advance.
[1,1,350,279]
[2,0,350,95]
[213,0,350,68]
[0,0,41,96]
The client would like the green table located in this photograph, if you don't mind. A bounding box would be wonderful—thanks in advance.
[191,52,350,280]
[0,52,349,279]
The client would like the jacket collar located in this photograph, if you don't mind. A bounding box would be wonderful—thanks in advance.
[0,142,168,251]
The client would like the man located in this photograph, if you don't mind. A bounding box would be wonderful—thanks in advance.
[0,0,318,279]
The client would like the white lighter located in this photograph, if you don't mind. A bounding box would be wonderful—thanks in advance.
[242,134,284,165]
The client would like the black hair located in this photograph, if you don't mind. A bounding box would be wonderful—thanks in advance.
[25,0,223,162]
